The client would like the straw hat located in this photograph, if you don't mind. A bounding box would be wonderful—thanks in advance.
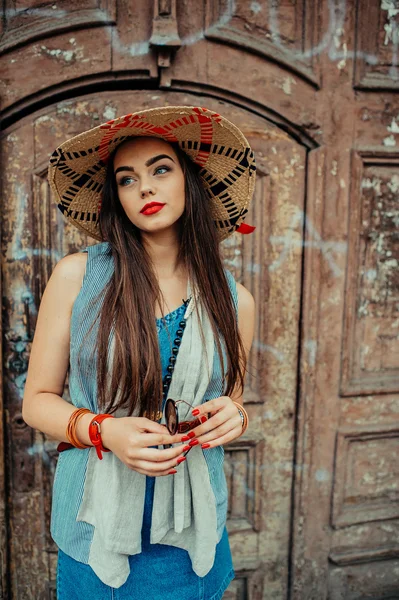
[48,105,256,242]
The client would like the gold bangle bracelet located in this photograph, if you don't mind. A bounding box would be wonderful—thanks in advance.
[232,401,249,435]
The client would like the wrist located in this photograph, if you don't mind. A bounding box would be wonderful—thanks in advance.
[75,412,96,447]
[98,415,114,450]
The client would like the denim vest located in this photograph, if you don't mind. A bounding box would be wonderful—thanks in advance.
[50,241,238,563]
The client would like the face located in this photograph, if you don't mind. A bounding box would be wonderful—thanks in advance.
[113,136,185,236]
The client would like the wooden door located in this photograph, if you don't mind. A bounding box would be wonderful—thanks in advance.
[1,1,398,599]
[0,90,306,599]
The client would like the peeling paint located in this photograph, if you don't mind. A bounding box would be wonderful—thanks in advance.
[387,173,399,193]
[250,2,262,14]
[281,76,297,95]
[37,43,85,64]
[305,339,317,368]
[103,106,117,121]
[383,135,397,146]
[381,0,399,44]
[387,117,399,133]
[362,177,383,196]
[337,44,347,70]
[333,26,348,70]
[365,269,378,281]
[6,184,27,261]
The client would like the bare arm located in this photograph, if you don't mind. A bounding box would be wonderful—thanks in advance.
[22,251,188,475]
[229,281,256,405]
[21,251,95,446]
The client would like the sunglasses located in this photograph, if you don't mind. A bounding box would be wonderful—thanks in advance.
[163,398,209,452]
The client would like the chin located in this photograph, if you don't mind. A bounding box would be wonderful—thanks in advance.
[142,220,182,235]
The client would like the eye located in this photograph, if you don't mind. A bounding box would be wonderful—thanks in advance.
[154,165,171,175]
[118,176,135,187]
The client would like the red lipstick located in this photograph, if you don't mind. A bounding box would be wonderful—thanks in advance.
[140,202,166,215]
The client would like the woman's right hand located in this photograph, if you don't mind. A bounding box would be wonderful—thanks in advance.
[100,416,189,476]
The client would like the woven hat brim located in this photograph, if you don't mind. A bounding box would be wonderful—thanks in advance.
[48,105,256,242]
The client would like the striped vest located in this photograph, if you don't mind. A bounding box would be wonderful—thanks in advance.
[50,241,238,562]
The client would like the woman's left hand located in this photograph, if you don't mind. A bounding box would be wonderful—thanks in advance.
[184,396,243,449]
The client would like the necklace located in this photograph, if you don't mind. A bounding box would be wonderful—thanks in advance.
[144,295,192,422]
[161,295,191,408]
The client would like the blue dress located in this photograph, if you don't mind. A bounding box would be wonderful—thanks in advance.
[56,302,235,600]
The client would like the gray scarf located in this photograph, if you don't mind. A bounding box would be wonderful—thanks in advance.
[76,279,220,588]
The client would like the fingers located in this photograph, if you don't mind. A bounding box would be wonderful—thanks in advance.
[136,417,172,435]
[197,426,242,449]
[188,401,239,440]
[131,450,188,476]
[183,397,242,448]
[194,419,242,446]
[137,430,184,448]
[140,444,187,463]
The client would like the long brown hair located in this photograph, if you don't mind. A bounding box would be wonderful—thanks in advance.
[83,136,247,417]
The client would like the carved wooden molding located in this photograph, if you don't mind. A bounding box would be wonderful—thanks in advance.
[354,0,399,90]
[340,150,399,396]
[331,423,399,528]
[204,0,321,88]
[224,438,264,533]
[149,0,181,70]
[329,544,399,566]
[0,2,116,55]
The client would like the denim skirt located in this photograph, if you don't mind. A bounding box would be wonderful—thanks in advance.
[56,476,235,600]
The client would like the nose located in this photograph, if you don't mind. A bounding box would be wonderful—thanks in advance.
[140,187,154,198]
[140,176,155,199]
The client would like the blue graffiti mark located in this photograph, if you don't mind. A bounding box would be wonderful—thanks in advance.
[268,208,347,276]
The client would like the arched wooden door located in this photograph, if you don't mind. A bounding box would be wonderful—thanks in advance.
[1,91,306,598]
[2,1,399,599]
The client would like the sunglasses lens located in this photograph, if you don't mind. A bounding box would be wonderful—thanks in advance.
[165,399,177,435]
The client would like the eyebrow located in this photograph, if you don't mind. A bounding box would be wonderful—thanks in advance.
[114,154,175,176]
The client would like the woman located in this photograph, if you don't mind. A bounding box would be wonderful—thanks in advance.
[22,105,256,599]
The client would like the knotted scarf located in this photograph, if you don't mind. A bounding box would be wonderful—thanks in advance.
[76,278,221,588]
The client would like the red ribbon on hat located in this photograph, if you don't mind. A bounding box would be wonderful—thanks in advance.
[236,223,256,234]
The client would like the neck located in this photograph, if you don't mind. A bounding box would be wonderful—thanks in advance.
[140,227,184,279]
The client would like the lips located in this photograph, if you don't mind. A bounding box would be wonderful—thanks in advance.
[140,202,166,215]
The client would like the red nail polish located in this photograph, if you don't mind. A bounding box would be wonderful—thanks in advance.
[183,445,191,451]
[200,416,207,423]
[192,409,200,416]
[181,431,196,441]
[177,457,186,464]
[168,469,177,474]
[202,443,210,449]
[189,439,199,447]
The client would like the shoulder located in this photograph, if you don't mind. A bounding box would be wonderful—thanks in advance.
[235,281,255,317]
[223,269,255,321]
[52,250,88,287]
